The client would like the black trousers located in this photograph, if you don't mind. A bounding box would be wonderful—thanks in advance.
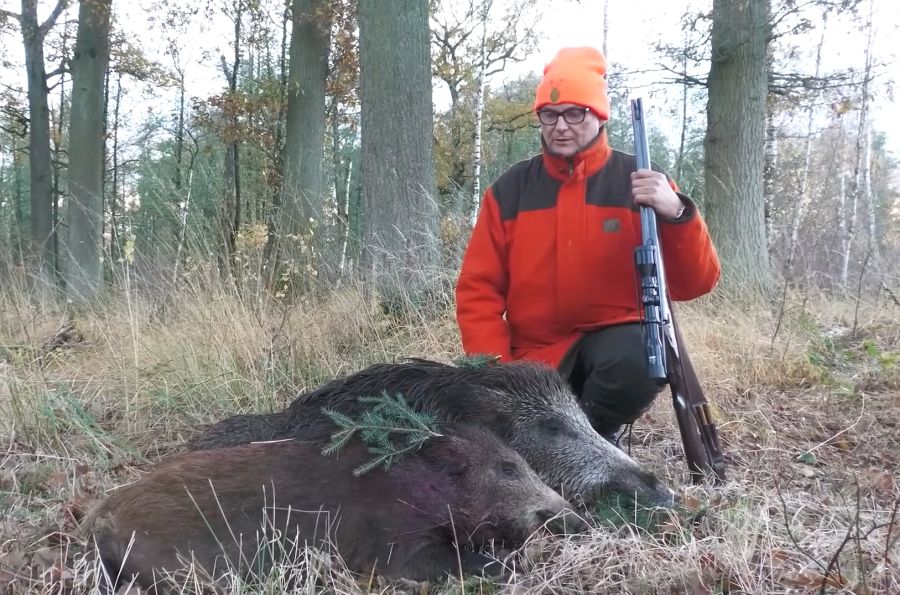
[558,323,666,436]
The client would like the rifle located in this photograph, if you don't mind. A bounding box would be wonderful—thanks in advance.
[630,97,727,484]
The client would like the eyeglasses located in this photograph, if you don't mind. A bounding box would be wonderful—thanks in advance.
[537,107,591,126]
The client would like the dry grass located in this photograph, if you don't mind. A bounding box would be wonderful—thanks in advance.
[0,272,898,594]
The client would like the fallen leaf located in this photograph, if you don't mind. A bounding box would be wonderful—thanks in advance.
[861,470,895,495]
[829,438,853,450]
[797,452,818,465]
[798,466,819,479]
[1,548,29,571]
[658,519,682,536]
[0,568,18,590]
[783,569,846,589]
[679,494,704,511]
[42,470,69,491]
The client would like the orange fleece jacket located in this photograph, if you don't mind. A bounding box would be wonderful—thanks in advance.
[455,133,720,368]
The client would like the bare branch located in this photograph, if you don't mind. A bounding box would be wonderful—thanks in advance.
[45,65,68,81]
[220,55,231,82]
[37,0,69,39]
[0,8,22,22]
[0,122,27,137]
[658,63,707,88]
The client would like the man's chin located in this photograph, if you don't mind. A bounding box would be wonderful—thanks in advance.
[549,143,576,157]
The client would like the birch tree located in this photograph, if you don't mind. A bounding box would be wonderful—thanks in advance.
[431,0,539,207]
[469,0,490,226]
[840,0,875,287]
[783,12,827,277]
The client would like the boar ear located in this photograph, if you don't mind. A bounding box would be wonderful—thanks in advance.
[486,411,514,442]
[421,434,471,477]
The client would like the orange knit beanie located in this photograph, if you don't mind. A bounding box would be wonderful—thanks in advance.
[533,47,610,121]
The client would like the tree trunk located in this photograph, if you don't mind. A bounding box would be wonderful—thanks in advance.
[842,0,875,286]
[279,0,332,283]
[110,70,122,265]
[0,138,8,255]
[703,0,772,298]
[174,67,185,192]
[219,1,243,274]
[262,0,292,278]
[338,156,353,280]
[359,0,439,305]
[676,50,688,181]
[52,17,68,278]
[863,121,875,258]
[20,0,67,279]
[330,99,349,271]
[13,135,25,262]
[470,0,491,226]
[65,0,112,302]
[784,15,826,277]
[602,0,609,58]
[763,102,777,252]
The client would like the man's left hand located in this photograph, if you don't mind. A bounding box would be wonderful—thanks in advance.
[631,169,684,220]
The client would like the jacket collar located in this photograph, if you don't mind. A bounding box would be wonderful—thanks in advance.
[540,127,612,181]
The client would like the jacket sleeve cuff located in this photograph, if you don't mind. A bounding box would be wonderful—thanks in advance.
[661,192,697,224]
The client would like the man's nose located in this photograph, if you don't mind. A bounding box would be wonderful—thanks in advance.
[554,118,571,131]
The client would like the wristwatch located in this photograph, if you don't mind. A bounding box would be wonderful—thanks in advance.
[666,202,686,222]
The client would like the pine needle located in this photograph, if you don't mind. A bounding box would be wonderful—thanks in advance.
[321,391,442,475]
[453,353,501,369]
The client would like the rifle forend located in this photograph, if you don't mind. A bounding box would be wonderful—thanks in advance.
[629,97,727,484]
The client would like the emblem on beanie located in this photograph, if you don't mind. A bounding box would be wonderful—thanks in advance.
[550,87,560,103]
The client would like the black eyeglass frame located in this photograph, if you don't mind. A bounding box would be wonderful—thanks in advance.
[536,106,592,126]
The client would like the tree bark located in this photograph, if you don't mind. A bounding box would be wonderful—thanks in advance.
[110,70,122,265]
[359,0,439,304]
[65,0,112,302]
[602,0,609,58]
[470,0,491,226]
[703,0,772,298]
[220,0,243,274]
[19,0,68,279]
[174,65,185,192]
[676,49,688,182]
[279,0,332,283]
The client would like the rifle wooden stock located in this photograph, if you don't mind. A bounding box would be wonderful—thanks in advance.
[630,98,726,484]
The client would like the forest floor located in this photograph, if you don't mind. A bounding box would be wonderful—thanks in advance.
[0,277,898,594]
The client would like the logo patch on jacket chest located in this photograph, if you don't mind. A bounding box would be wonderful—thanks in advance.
[603,218,621,233]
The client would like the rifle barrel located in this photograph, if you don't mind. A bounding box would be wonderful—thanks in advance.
[631,98,668,382]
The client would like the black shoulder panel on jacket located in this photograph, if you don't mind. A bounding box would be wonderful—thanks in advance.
[490,155,561,221]
[585,150,671,210]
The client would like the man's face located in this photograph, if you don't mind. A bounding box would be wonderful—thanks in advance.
[538,103,604,158]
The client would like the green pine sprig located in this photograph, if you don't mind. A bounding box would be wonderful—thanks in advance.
[321,391,442,476]
[453,353,501,369]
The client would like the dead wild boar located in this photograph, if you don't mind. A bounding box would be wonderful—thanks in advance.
[83,422,587,594]
[187,358,676,507]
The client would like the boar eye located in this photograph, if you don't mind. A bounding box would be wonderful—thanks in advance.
[540,418,565,434]
[499,461,520,479]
